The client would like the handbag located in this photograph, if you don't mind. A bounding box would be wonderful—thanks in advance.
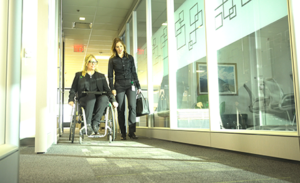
[156,93,169,117]
[136,92,150,117]
[157,93,168,112]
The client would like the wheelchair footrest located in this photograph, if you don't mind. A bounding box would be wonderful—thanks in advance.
[87,134,106,138]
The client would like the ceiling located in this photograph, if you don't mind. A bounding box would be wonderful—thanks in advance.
[62,0,186,88]
[62,0,138,88]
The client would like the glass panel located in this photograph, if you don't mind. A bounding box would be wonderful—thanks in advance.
[206,0,296,131]
[0,0,8,145]
[152,0,169,128]
[174,0,209,129]
[136,0,148,127]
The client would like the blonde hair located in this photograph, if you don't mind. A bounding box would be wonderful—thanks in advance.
[110,38,128,59]
[82,54,98,77]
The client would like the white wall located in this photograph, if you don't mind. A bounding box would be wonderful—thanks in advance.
[0,0,8,145]
[0,0,23,182]
[35,0,59,153]
[20,0,59,152]
[20,0,38,139]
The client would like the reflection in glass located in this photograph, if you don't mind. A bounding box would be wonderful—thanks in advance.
[217,16,296,131]
[205,0,296,131]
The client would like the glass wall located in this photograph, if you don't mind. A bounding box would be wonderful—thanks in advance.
[206,0,296,131]
[0,0,8,145]
[173,0,209,129]
[151,0,170,128]
[136,0,148,127]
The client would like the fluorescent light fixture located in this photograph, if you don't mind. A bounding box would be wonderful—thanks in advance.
[196,70,205,73]
[162,22,167,26]
[95,55,110,60]
[79,17,85,20]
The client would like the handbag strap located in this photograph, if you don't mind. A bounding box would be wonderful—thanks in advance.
[137,92,145,99]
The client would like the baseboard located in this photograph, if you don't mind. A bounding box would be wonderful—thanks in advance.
[20,137,35,147]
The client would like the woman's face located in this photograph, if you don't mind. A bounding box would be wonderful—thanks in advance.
[86,58,97,71]
[115,41,124,55]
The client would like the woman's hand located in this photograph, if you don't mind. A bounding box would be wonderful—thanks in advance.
[112,102,118,108]
[112,90,116,96]
[137,89,142,94]
[68,101,74,107]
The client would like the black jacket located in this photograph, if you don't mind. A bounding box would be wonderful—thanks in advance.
[108,54,141,90]
[68,71,116,103]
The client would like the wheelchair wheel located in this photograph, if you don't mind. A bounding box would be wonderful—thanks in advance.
[79,131,84,144]
[69,120,75,141]
[71,122,75,143]
[79,135,82,144]
[109,135,112,143]
[108,105,117,141]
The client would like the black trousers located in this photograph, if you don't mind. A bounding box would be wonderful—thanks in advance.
[115,80,136,135]
[79,94,109,126]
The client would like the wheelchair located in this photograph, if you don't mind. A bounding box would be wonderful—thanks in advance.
[69,91,117,144]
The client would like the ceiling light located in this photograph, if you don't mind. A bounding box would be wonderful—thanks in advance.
[79,17,85,20]
[162,22,167,26]
[95,55,110,60]
[196,70,205,73]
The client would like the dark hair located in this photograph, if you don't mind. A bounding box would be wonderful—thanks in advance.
[110,38,128,58]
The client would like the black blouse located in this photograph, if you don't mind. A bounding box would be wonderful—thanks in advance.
[86,73,97,91]
[108,54,141,90]
[68,71,116,103]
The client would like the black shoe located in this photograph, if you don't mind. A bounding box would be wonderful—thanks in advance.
[87,124,93,136]
[128,133,138,139]
[120,134,126,140]
[93,124,100,134]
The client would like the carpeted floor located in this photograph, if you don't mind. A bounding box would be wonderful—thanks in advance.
[19,129,300,183]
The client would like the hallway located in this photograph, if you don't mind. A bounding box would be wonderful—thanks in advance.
[19,131,300,183]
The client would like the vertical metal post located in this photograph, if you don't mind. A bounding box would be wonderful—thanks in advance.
[132,10,140,123]
[59,0,63,136]
[132,11,138,67]
[287,0,300,135]
[166,0,177,128]
[146,0,154,126]
[126,23,130,54]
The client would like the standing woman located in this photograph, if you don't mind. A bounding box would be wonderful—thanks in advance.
[69,54,118,136]
[108,38,141,140]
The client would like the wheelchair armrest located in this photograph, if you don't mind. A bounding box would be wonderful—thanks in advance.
[253,97,269,106]
[282,93,294,101]
[279,93,295,110]
[82,91,107,95]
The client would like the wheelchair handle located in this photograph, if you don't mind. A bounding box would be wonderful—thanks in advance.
[82,91,107,95]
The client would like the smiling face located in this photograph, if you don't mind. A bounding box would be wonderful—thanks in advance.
[86,58,97,71]
[115,41,124,56]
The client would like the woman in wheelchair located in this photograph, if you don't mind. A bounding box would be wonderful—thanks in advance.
[68,54,118,136]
